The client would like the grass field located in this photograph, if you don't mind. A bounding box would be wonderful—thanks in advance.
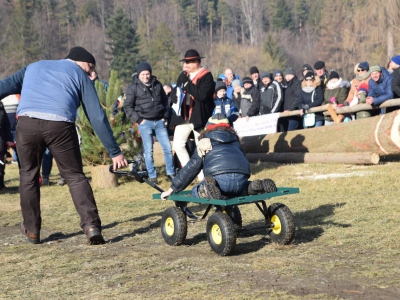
[1,156,400,299]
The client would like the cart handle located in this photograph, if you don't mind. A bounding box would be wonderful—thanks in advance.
[109,160,146,183]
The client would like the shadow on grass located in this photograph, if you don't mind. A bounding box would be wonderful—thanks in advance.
[294,202,351,243]
[1,186,20,195]
[186,202,351,255]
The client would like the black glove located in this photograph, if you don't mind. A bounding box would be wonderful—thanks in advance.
[176,71,189,88]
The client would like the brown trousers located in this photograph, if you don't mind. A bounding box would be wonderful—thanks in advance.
[16,117,101,234]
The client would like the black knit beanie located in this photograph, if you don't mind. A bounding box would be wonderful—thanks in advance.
[328,71,340,80]
[65,46,96,65]
[137,62,152,75]
[249,66,259,75]
[215,81,227,93]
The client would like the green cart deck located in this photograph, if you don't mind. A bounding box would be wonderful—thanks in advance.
[153,187,299,206]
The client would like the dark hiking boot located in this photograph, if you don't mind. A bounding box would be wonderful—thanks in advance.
[198,177,221,199]
[247,180,264,195]
[262,178,277,193]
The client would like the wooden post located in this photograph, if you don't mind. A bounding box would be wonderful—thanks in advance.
[91,165,118,189]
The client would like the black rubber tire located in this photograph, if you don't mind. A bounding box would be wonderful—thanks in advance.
[262,178,277,193]
[267,203,295,245]
[206,212,236,256]
[224,206,242,230]
[161,206,187,246]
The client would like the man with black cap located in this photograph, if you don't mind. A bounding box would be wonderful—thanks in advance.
[0,46,128,245]
[249,66,260,88]
[124,62,175,184]
[171,49,215,177]
[314,60,329,90]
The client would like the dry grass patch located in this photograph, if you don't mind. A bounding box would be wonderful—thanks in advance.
[1,160,400,299]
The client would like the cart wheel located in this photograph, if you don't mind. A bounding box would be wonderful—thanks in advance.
[267,203,295,245]
[224,206,242,230]
[161,206,187,246]
[206,212,236,256]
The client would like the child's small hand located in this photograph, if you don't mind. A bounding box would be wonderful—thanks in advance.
[161,188,173,200]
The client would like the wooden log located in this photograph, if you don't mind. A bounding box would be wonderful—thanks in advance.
[246,152,380,165]
[278,98,400,117]
[241,110,400,155]
[91,165,118,189]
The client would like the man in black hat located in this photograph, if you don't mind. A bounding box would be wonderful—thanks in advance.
[171,49,215,179]
[0,46,128,245]
[314,60,329,90]
[250,66,260,88]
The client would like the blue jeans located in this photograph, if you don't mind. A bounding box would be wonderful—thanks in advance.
[42,148,53,176]
[192,173,249,198]
[138,119,174,179]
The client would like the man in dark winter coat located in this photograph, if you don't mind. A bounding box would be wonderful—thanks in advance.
[170,49,215,177]
[259,71,283,115]
[240,77,260,119]
[390,55,400,113]
[124,62,175,184]
[281,68,302,131]
[314,60,329,91]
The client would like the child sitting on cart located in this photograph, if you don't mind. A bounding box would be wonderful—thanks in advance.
[161,113,274,201]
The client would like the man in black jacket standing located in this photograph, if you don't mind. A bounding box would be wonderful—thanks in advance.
[171,49,215,179]
[124,62,175,184]
[281,68,302,131]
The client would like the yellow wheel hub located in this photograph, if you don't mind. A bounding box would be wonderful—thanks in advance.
[165,217,174,236]
[271,215,282,234]
[211,224,222,245]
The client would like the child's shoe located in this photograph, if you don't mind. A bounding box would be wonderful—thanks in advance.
[261,178,277,193]
[198,177,221,199]
[247,180,264,195]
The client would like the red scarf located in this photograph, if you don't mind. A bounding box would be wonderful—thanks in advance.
[183,68,210,121]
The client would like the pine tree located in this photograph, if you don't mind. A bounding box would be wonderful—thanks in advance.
[5,0,41,68]
[292,0,307,34]
[77,70,140,165]
[269,0,293,31]
[263,34,287,68]
[106,7,139,82]
[148,23,181,85]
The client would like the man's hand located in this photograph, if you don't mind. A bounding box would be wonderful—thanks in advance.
[176,71,189,88]
[246,115,250,122]
[161,188,173,200]
[366,96,374,105]
[112,153,128,170]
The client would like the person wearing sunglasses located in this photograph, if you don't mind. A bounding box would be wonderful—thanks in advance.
[299,72,324,128]
[343,61,371,107]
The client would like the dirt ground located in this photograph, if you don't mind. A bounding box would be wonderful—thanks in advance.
[1,152,400,299]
